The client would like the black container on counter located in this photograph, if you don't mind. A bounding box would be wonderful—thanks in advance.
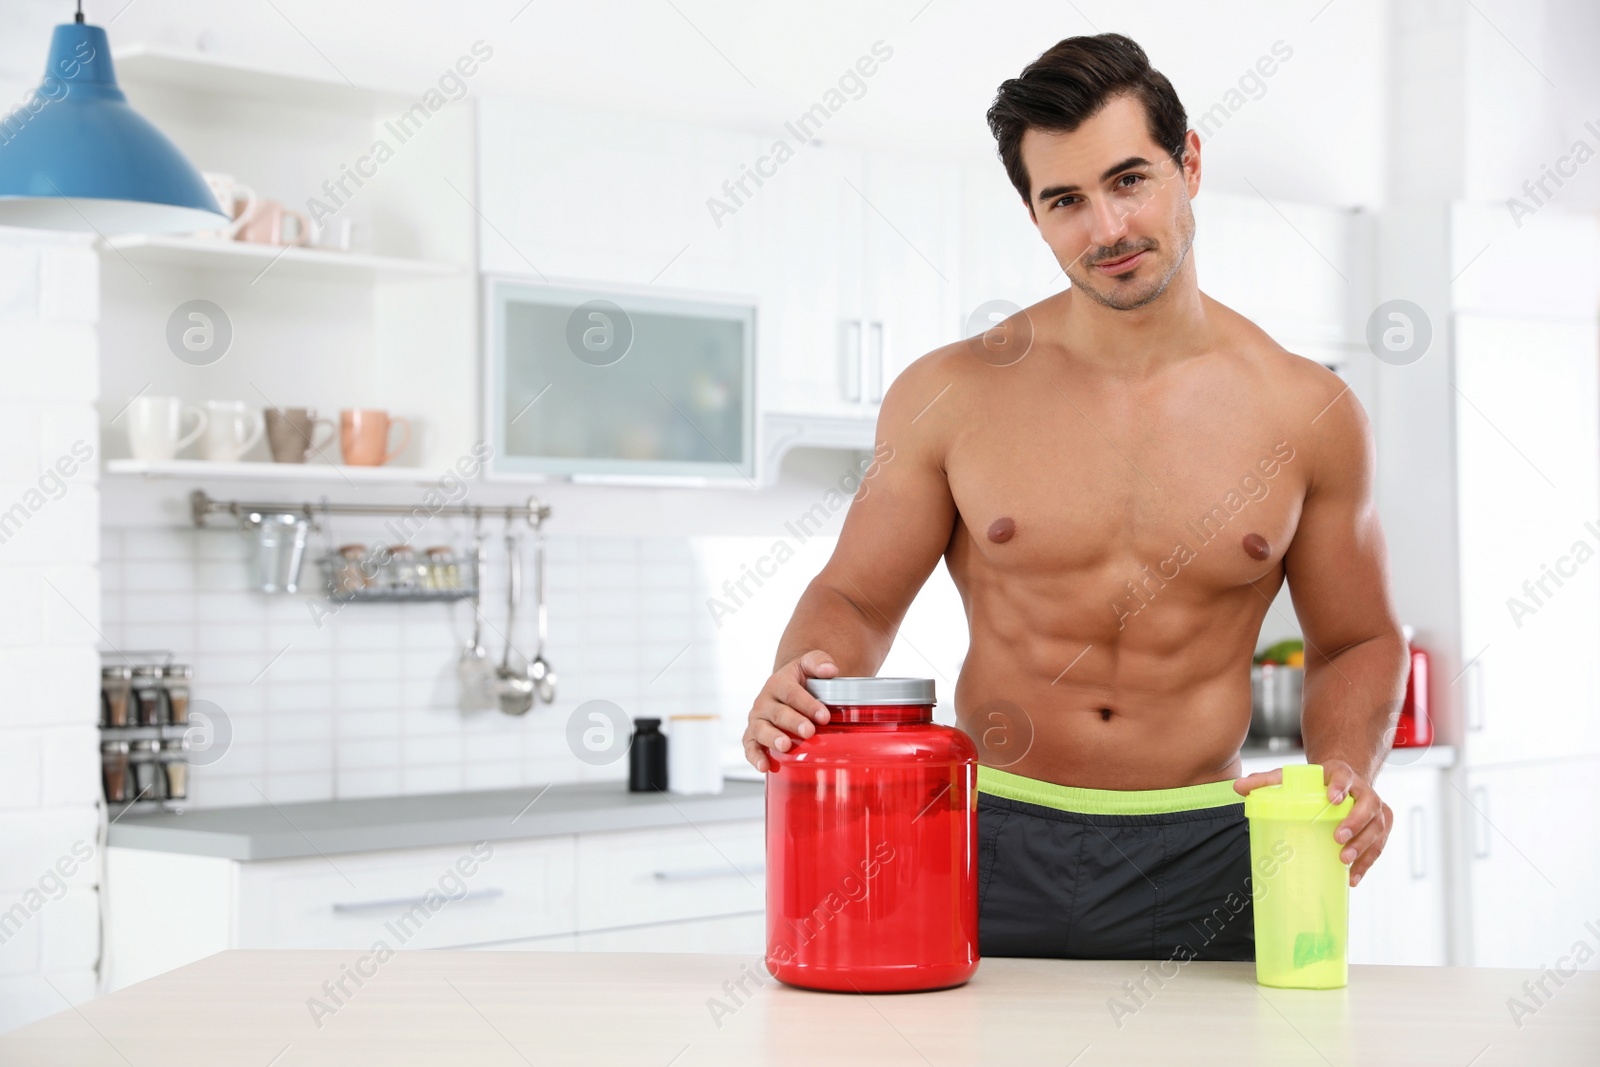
[628,718,668,792]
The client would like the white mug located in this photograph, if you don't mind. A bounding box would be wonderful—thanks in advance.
[200,400,266,462]
[197,172,258,240]
[310,216,353,252]
[126,396,208,462]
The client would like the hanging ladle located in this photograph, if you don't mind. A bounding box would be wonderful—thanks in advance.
[527,511,556,705]
[495,526,535,716]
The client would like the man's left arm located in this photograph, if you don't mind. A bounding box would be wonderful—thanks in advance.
[1235,381,1411,886]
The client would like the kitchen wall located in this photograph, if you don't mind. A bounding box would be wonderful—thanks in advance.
[98,526,718,806]
[0,234,103,1029]
[97,511,968,807]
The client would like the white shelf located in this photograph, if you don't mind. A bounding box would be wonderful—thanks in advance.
[97,234,461,282]
[113,44,404,109]
[105,459,445,485]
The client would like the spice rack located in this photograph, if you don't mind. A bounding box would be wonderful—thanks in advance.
[318,548,480,603]
[188,490,551,603]
[100,651,192,814]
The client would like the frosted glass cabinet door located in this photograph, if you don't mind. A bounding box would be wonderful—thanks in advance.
[488,279,756,480]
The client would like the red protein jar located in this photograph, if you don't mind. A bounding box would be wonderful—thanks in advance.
[765,677,979,993]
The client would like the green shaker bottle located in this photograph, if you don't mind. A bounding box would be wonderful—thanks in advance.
[1243,763,1355,989]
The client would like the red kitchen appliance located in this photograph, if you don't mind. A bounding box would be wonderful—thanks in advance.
[765,677,978,993]
[1393,624,1432,747]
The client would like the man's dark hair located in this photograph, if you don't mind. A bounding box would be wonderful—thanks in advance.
[986,33,1188,209]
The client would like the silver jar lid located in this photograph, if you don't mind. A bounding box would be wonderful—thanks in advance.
[805,677,936,706]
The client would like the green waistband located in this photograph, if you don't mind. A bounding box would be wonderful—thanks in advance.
[977,765,1243,815]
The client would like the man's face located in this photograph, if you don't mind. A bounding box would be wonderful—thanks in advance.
[1021,94,1200,311]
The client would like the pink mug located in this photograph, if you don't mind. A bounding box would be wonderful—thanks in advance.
[340,409,410,466]
[237,200,308,247]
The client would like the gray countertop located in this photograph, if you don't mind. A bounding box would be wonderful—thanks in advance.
[108,746,1453,863]
[108,779,766,861]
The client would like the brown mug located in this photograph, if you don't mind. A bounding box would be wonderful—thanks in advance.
[265,407,336,464]
[341,409,411,466]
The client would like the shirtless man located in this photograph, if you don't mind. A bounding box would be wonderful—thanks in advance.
[742,33,1409,961]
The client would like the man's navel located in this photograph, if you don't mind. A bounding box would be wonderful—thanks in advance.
[1242,532,1270,561]
[987,517,1016,544]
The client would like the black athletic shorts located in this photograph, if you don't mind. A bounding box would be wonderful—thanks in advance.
[976,765,1256,962]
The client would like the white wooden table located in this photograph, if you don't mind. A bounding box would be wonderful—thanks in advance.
[3,950,1594,1065]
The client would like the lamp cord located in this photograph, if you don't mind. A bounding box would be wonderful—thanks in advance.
[75,1,84,23]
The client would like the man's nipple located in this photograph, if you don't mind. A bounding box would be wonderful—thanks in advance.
[1242,532,1270,561]
[987,517,1016,544]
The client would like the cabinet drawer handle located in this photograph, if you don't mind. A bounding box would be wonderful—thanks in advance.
[842,320,863,403]
[1471,786,1491,858]
[331,888,505,914]
[1408,804,1427,880]
[1465,657,1486,732]
[652,865,764,882]
[866,320,885,403]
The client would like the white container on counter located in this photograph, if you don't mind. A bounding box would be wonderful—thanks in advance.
[667,714,723,795]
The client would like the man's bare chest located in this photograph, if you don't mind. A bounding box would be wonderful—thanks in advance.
[943,389,1308,599]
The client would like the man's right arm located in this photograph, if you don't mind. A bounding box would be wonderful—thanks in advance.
[743,352,961,770]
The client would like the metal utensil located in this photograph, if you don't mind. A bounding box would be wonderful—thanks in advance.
[527,515,556,704]
[1249,664,1303,751]
[495,529,535,716]
[241,510,310,593]
[456,521,495,711]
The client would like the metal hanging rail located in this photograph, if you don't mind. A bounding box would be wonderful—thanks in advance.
[188,489,551,528]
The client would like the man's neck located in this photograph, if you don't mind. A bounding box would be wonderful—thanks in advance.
[1049,267,1212,380]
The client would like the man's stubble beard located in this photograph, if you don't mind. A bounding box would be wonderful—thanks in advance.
[1063,198,1197,312]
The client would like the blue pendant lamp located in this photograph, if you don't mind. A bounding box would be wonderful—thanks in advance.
[0,4,226,233]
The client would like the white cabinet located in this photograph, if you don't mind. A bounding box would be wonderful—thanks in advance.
[756,141,864,418]
[105,819,767,991]
[1456,758,1600,968]
[477,96,761,294]
[1348,765,1448,966]
[1191,193,1358,367]
[575,822,763,932]
[755,142,959,418]
[957,160,1062,316]
[859,152,962,394]
[1453,313,1600,767]
[234,838,575,951]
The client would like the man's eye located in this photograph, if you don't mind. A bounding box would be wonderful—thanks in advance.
[1053,196,1077,209]
[1117,174,1145,188]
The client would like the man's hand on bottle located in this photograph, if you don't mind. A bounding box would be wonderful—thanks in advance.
[742,650,838,772]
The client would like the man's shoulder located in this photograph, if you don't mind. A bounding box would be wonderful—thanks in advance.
[877,336,990,425]
[1209,300,1353,422]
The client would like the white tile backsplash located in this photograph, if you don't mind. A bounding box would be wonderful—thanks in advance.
[99,529,729,807]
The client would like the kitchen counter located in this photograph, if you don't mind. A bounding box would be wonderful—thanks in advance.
[109,747,1452,862]
[108,780,765,860]
[3,949,1592,1065]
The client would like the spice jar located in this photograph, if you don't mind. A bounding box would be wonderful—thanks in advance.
[159,737,189,801]
[163,664,192,725]
[381,544,423,591]
[765,677,978,993]
[129,739,165,801]
[101,740,130,803]
[332,544,371,596]
[424,546,459,590]
[101,665,133,727]
[132,665,169,727]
